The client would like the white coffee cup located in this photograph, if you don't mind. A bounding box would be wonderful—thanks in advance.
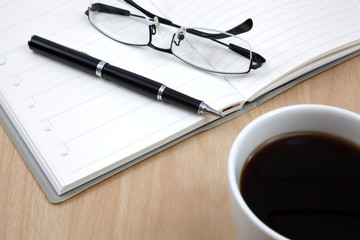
[227,104,360,240]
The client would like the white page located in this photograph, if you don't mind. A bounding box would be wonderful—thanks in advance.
[152,0,360,100]
[0,0,245,194]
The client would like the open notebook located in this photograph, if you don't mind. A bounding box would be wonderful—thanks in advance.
[1,0,359,202]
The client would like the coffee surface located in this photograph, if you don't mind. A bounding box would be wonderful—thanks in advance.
[240,132,360,240]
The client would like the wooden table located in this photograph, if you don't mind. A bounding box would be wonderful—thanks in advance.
[1,55,359,240]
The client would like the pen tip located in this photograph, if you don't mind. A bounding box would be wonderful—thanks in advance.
[200,103,225,118]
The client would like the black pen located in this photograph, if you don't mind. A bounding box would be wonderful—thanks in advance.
[28,35,224,118]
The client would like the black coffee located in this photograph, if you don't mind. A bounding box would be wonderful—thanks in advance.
[240,132,360,240]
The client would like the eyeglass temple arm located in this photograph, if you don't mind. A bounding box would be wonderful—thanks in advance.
[226,18,253,35]
[85,3,130,16]
[85,2,174,26]
[123,0,254,35]
[229,43,266,69]
[115,0,254,36]
[185,18,252,40]
[86,3,253,37]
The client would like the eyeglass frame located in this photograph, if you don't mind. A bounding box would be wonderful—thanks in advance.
[85,0,266,74]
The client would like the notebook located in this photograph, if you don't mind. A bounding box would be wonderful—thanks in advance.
[0,0,359,203]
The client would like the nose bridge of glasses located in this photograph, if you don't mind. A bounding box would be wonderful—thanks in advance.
[146,19,179,53]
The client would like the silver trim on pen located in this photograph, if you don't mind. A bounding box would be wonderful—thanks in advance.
[96,60,107,77]
[157,84,167,101]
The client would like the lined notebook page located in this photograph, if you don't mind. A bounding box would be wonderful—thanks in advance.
[0,0,245,194]
[153,0,360,100]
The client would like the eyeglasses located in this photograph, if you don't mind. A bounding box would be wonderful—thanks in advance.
[85,0,266,74]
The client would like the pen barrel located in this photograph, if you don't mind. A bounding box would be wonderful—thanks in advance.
[102,64,162,99]
[28,35,99,75]
[162,88,202,113]
[102,65,202,113]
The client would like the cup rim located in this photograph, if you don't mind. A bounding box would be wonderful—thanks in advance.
[228,104,360,239]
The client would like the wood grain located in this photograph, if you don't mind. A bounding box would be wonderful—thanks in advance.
[1,55,359,240]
